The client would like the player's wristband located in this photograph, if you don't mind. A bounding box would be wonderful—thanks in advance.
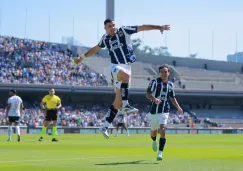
[81,54,87,60]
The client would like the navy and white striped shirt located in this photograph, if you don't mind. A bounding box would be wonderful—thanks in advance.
[147,78,175,114]
[98,26,138,64]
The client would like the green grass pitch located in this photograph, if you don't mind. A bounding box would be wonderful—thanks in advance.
[0,134,242,171]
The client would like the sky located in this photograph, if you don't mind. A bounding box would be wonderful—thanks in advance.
[0,0,243,61]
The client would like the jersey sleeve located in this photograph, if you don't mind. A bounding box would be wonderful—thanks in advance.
[169,83,176,98]
[57,97,61,104]
[97,35,106,48]
[42,96,47,103]
[147,79,156,93]
[7,98,11,104]
[122,26,138,35]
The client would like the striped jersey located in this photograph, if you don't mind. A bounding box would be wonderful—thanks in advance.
[147,77,175,114]
[98,26,138,64]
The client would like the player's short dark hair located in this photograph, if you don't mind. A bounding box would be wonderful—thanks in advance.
[104,19,114,25]
[9,89,16,94]
[159,64,170,72]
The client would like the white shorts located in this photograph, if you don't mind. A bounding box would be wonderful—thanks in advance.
[110,63,131,89]
[148,113,169,131]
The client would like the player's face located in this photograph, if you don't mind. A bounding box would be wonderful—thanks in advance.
[8,91,13,97]
[49,89,55,96]
[159,67,170,80]
[105,21,116,35]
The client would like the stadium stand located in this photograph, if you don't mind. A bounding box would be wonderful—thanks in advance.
[0,36,108,86]
[0,104,192,128]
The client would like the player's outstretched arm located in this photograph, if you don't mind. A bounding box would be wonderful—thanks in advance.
[137,25,170,33]
[73,46,101,65]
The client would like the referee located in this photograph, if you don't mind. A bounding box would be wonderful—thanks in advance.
[39,88,62,142]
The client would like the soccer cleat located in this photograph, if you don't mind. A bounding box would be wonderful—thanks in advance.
[17,135,20,142]
[122,104,138,114]
[152,141,157,152]
[7,138,11,141]
[100,127,110,139]
[52,138,58,142]
[39,137,43,142]
[157,154,163,161]
[115,134,118,137]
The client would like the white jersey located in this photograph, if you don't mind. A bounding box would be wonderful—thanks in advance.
[117,110,126,123]
[7,95,23,117]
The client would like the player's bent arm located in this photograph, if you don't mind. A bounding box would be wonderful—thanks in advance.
[56,103,62,110]
[169,97,181,110]
[40,101,46,110]
[74,46,101,64]
[6,104,11,117]
[146,92,156,101]
[20,103,24,114]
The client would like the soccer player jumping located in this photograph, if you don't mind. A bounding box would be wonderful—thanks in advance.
[73,19,170,139]
[146,64,183,161]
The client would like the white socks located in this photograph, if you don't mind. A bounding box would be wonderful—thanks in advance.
[103,121,110,128]
[8,126,12,140]
[122,100,129,107]
[8,126,20,140]
[16,126,20,136]
[158,151,162,156]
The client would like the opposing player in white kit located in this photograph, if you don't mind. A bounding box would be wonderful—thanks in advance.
[115,109,129,137]
[73,19,170,139]
[6,89,24,142]
[146,65,183,161]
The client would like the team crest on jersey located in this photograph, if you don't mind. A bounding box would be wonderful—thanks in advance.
[118,30,124,37]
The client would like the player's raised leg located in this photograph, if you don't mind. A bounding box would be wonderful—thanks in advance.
[119,70,138,114]
[100,88,121,139]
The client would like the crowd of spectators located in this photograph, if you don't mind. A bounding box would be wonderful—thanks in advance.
[0,36,108,86]
[0,103,190,127]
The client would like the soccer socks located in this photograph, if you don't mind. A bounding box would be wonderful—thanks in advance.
[41,126,47,137]
[8,126,12,140]
[103,105,118,129]
[159,138,166,152]
[151,136,157,142]
[52,126,57,139]
[15,126,20,136]
[121,83,129,107]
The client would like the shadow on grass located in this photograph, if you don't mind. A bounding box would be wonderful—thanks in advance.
[95,160,160,165]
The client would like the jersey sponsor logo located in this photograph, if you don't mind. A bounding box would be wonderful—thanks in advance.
[118,30,124,37]
[110,43,123,51]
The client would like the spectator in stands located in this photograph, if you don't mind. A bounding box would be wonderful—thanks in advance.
[0,36,108,86]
